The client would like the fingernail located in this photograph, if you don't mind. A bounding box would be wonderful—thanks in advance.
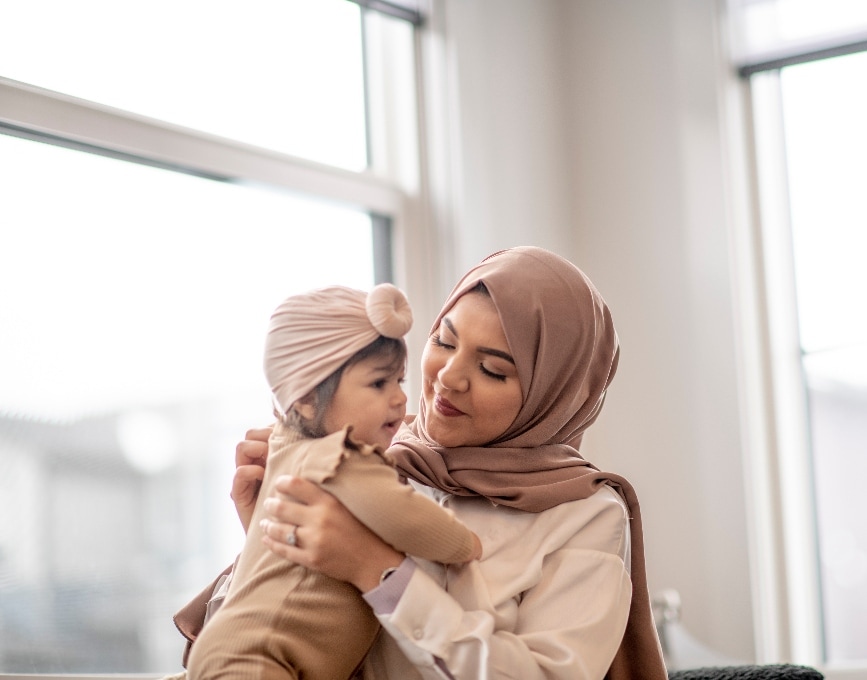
[263,498,276,511]
[259,518,269,530]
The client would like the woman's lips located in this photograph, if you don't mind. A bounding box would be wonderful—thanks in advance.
[434,394,465,417]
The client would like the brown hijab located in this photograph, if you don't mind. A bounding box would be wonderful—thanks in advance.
[388,246,667,680]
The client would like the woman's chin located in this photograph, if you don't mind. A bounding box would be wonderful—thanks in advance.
[424,414,466,448]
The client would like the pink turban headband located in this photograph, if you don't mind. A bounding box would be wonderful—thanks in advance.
[264,283,413,416]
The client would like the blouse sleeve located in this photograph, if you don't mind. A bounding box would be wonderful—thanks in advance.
[320,451,479,564]
[364,490,633,680]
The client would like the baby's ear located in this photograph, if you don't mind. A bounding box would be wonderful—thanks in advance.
[291,394,317,422]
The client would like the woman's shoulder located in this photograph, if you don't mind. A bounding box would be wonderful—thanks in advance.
[452,484,628,542]
[521,488,629,548]
[587,483,630,516]
[537,484,630,556]
[549,483,627,521]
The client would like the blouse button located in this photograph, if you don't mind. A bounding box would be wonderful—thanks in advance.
[413,628,424,640]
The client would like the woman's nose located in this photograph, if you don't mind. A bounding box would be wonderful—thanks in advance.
[438,357,469,392]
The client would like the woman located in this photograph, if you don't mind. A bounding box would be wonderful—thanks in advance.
[175,246,666,679]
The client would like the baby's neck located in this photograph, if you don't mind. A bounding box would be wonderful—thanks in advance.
[273,419,312,444]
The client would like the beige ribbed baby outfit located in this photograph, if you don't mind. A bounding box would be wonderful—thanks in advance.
[186,421,478,680]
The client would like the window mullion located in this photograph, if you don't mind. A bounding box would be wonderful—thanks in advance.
[750,70,824,667]
[0,77,404,217]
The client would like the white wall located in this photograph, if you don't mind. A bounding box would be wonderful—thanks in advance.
[423,0,577,284]
[427,0,756,663]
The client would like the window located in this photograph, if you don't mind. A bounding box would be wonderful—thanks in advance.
[731,0,867,673]
[0,1,420,672]
[0,0,369,170]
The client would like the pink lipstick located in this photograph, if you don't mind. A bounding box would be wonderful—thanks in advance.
[435,395,465,417]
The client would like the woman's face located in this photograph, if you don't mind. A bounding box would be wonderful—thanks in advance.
[421,291,523,447]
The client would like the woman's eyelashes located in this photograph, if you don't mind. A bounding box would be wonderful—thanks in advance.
[479,364,507,381]
[431,333,453,350]
[431,334,508,382]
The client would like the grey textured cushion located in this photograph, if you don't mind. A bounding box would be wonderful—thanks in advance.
[668,665,824,680]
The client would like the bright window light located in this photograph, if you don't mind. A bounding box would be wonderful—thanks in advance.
[0,134,374,421]
[778,50,867,665]
[0,132,375,672]
[0,0,369,170]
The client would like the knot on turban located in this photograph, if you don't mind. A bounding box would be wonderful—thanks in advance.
[366,283,413,338]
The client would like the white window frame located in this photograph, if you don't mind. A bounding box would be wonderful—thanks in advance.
[726,12,867,678]
[0,76,405,236]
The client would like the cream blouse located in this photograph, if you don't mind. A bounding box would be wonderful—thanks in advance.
[361,481,632,680]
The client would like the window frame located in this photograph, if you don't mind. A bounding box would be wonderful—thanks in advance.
[728,15,867,678]
[0,77,406,229]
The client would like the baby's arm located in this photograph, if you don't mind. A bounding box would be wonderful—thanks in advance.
[321,451,481,563]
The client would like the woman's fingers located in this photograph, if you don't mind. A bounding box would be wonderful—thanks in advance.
[232,464,266,496]
[258,517,295,541]
[262,476,340,538]
[258,479,317,567]
[231,425,273,532]
[260,475,403,591]
[271,475,327,505]
[246,426,273,443]
[259,517,302,561]
[259,478,316,531]
[235,426,273,468]
[231,464,266,533]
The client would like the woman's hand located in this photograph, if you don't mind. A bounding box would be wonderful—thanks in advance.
[259,475,404,593]
[230,427,272,533]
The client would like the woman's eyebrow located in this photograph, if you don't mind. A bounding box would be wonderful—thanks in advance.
[443,317,459,337]
[443,317,515,365]
[480,347,515,365]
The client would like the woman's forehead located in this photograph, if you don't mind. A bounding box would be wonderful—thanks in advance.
[442,292,507,335]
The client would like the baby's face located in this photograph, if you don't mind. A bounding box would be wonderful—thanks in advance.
[321,355,407,450]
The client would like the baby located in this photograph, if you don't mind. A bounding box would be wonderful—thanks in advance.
[186,283,481,680]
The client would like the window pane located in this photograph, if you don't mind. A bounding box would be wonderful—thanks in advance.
[804,349,867,664]
[0,0,368,171]
[781,51,867,354]
[780,51,867,664]
[0,133,374,672]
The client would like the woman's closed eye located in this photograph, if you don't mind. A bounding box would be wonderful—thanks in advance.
[480,363,507,381]
[431,333,454,350]
[432,333,510,381]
